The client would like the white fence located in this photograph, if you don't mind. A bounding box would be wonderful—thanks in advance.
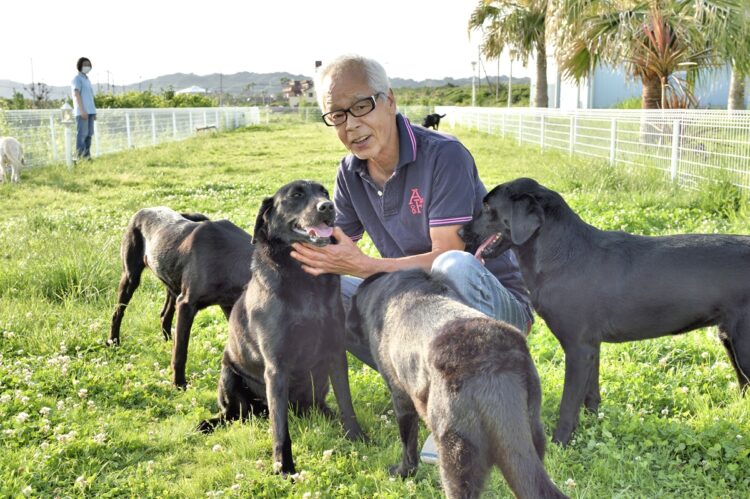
[0,107,260,167]
[437,106,750,191]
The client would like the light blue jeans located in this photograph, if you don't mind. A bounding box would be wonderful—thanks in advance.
[75,114,96,159]
[342,250,532,370]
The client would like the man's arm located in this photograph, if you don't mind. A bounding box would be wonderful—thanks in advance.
[290,224,464,278]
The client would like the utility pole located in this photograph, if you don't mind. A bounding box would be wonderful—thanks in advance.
[507,51,513,108]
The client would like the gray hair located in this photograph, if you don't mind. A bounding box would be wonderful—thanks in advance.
[314,54,391,112]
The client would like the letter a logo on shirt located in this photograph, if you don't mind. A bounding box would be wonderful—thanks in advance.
[409,188,424,215]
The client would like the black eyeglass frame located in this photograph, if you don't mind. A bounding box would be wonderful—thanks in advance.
[321,92,385,126]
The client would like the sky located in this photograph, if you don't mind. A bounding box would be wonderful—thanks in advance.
[0,0,529,88]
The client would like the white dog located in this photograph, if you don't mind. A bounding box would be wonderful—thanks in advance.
[0,137,26,183]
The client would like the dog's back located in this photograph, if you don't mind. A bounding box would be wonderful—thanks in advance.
[351,269,566,498]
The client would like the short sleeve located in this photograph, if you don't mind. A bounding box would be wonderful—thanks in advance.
[427,141,479,227]
[333,163,364,242]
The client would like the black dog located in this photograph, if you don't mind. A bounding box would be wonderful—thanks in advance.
[109,207,254,388]
[460,177,750,445]
[347,269,566,499]
[422,113,446,130]
[198,180,365,475]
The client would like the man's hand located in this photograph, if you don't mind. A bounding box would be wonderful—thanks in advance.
[81,111,89,120]
[291,227,371,277]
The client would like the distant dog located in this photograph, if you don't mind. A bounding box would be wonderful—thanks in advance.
[347,269,566,499]
[0,137,26,183]
[109,207,254,388]
[422,113,446,130]
[198,180,365,475]
[460,177,750,446]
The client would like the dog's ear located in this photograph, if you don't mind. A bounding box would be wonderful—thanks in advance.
[509,195,544,245]
[252,196,274,244]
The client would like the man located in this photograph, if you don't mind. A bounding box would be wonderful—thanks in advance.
[71,57,97,161]
[290,54,533,460]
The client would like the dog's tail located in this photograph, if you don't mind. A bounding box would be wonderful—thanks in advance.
[429,318,568,499]
[439,114,446,118]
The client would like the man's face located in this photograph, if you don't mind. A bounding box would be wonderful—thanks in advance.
[322,69,396,163]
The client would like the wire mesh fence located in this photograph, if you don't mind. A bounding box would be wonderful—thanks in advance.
[437,106,750,191]
[0,107,260,167]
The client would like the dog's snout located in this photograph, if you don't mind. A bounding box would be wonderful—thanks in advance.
[317,201,334,214]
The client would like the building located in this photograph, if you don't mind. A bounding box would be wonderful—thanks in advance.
[530,55,748,109]
[282,80,314,107]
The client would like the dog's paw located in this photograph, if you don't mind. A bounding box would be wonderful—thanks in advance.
[196,418,219,434]
[388,463,417,478]
[106,337,120,347]
[344,428,369,443]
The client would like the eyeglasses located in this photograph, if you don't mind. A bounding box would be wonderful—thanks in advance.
[321,93,384,126]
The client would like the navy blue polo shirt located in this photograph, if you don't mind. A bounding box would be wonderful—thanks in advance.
[333,113,531,307]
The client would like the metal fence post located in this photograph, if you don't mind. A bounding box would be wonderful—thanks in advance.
[49,115,58,162]
[501,113,506,137]
[151,112,157,145]
[172,112,177,139]
[487,111,492,134]
[94,121,100,157]
[203,111,208,128]
[125,113,132,148]
[189,112,194,133]
[609,118,617,166]
[215,110,220,130]
[569,114,577,155]
[518,114,523,145]
[670,119,681,181]
[63,124,72,167]
[540,115,546,150]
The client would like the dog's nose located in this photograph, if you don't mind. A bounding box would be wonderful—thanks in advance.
[317,201,334,213]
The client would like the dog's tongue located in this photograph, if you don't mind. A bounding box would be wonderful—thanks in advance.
[306,224,333,238]
[474,234,499,261]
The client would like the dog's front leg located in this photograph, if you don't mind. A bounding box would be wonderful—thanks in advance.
[584,346,602,413]
[264,365,295,475]
[329,350,366,441]
[172,296,196,388]
[389,388,419,478]
[552,342,599,446]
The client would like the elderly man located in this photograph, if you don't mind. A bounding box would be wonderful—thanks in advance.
[291,53,533,463]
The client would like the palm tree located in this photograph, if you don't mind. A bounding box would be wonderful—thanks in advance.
[553,0,724,109]
[468,0,549,108]
[553,0,747,109]
[698,1,750,110]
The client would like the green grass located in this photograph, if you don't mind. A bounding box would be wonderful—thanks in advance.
[1,122,748,498]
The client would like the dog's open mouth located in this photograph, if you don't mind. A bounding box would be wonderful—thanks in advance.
[293,223,333,246]
[474,232,503,260]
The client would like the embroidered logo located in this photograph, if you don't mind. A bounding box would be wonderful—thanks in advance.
[408,188,424,214]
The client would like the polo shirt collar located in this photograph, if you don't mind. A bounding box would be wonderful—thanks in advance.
[347,113,418,174]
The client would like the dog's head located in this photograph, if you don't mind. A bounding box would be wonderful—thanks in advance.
[252,180,335,247]
[459,177,552,259]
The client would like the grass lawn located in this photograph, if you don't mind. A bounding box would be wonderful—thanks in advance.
[1,121,749,498]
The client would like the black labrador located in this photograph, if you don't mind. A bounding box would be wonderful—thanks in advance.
[460,177,750,446]
[109,207,254,388]
[422,113,446,130]
[347,269,566,499]
[198,180,365,475]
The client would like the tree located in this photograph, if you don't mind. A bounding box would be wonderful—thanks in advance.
[468,0,549,107]
[553,0,741,109]
[23,82,51,109]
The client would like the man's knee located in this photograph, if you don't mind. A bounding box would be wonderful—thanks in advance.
[431,250,478,280]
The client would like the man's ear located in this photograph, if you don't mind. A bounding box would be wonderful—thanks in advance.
[252,197,274,244]
[509,195,544,245]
